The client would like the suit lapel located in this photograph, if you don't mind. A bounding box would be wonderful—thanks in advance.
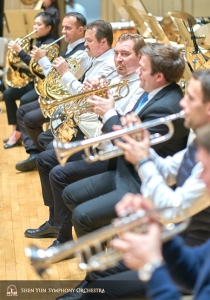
[138,82,177,115]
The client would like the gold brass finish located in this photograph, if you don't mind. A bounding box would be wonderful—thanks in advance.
[5,30,36,88]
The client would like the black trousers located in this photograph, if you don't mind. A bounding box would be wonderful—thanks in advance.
[82,261,147,300]
[16,101,50,153]
[3,82,36,125]
[38,129,54,151]
[63,171,120,238]
[36,149,109,233]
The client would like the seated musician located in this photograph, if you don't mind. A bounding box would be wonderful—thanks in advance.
[3,12,55,149]
[24,32,146,244]
[56,69,210,300]
[112,125,210,300]
[15,12,91,172]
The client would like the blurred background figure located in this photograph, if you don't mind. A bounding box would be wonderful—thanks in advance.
[42,0,60,40]
[65,0,87,19]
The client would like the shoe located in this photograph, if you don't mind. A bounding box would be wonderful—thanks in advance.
[4,138,22,149]
[3,138,9,143]
[46,240,74,262]
[24,221,59,238]
[56,280,88,300]
[15,153,39,172]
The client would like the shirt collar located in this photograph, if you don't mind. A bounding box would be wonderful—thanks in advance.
[93,48,114,62]
[148,83,170,101]
[66,38,85,54]
[36,33,52,45]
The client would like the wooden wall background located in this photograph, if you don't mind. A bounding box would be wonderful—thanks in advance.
[3,0,210,32]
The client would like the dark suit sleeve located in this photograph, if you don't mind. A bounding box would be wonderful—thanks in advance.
[148,237,210,300]
[102,114,122,133]
[18,49,32,66]
[162,236,210,291]
[147,265,182,300]
[18,36,55,66]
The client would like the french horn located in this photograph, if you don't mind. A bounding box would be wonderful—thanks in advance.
[49,78,139,143]
[29,35,65,97]
[5,30,36,88]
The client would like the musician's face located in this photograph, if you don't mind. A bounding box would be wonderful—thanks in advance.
[84,28,106,58]
[62,16,84,44]
[197,147,210,193]
[34,16,52,37]
[180,78,210,130]
[137,55,160,92]
[114,39,140,78]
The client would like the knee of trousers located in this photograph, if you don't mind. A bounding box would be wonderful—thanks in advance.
[71,206,87,228]
[49,165,65,186]
[23,111,37,126]
[3,88,12,102]
[36,151,51,170]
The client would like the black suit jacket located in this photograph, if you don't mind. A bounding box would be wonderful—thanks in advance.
[102,82,189,200]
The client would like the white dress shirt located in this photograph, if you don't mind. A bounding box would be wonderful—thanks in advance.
[58,49,117,139]
[136,147,210,218]
[103,72,144,123]
[38,38,92,80]
[60,48,116,94]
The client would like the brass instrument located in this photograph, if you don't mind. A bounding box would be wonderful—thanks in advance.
[49,78,139,142]
[6,30,36,88]
[29,35,65,97]
[39,56,81,119]
[25,206,190,277]
[53,110,185,165]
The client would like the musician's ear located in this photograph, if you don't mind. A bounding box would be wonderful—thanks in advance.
[156,72,164,83]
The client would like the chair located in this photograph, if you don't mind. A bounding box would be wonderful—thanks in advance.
[0,37,9,95]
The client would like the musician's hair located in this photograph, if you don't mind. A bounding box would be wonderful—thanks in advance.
[196,124,210,153]
[192,69,210,103]
[65,12,87,27]
[85,20,113,47]
[35,12,55,32]
[117,33,146,55]
[140,43,185,83]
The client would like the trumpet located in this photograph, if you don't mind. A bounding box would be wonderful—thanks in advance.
[53,110,185,166]
[41,78,139,111]
[25,206,190,277]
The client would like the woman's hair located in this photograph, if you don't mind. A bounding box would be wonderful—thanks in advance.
[42,0,59,10]
[35,12,55,32]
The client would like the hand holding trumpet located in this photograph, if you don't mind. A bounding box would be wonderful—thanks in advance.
[112,193,163,271]
[113,113,150,165]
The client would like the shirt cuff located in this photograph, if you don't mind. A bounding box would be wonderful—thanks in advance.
[38,56,51,69]
[138,160,158,179]
[103,108,118,123]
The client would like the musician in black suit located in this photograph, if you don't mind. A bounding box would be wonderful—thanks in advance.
[63,43,189,239]
[3,12,55,149]
[15,12,91,172]
[55,43,190,300]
